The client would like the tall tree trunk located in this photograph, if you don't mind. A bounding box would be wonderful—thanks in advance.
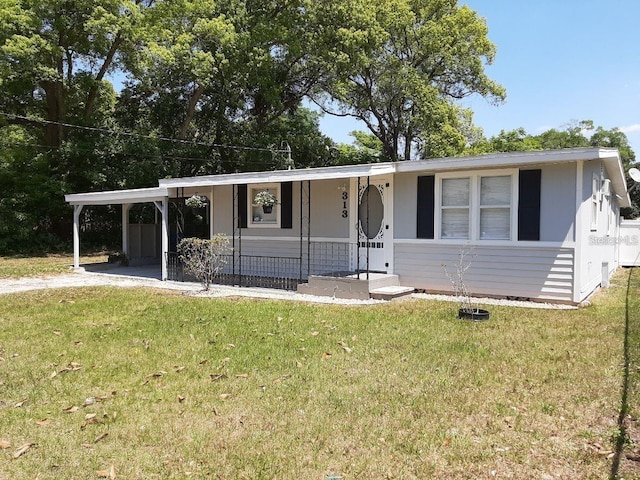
[83,33,123,121]
[404,129,412,161]
[178,83,205,140]
[41,80,65,147]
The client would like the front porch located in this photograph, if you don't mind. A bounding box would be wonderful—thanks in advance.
[165,241,414,300]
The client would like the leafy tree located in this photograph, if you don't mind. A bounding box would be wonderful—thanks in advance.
[0,0,150,146]
[466,127,541,154]
[332,131,384,166]
[317,0,505,161]
[465,121,639,218]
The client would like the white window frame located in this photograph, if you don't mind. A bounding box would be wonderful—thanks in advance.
[440,176,471,239]
[435,169,517,242]
[248,183,281,228]
[590,173,599,231]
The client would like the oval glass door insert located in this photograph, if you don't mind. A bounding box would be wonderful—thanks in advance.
[358,185,384,239]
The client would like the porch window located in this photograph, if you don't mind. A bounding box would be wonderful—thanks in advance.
[248,183,280,228]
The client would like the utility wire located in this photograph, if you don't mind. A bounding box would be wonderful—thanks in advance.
[0,140,290,168]
[0,112,291,154]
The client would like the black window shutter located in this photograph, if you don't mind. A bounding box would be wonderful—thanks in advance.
[281,181,293,229]
[518,169,541,241]
[237,184,247,228]
[417,175,435,239]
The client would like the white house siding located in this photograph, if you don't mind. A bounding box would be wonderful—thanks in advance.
[393,242,575,303]
[576,160,620,301]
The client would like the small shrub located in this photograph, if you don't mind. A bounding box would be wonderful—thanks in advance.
[177,236,230,290]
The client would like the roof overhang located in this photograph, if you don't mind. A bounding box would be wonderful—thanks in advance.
[394,147,630,208]
[158,163,397,189]
[64,147,632,208]
[65,186,169,206]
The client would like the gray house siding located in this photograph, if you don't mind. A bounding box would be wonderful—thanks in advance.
[218,238,351,278]
[391,163,579,303]
[394,243,575,302]
[393,164,577,242]
[208,179,350,239]
[539,163,576,242]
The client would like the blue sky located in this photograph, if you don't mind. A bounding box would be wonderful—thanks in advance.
[318,0,640,158]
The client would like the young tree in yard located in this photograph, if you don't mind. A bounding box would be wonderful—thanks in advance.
[177,236,230,291]
[317,0,505,161]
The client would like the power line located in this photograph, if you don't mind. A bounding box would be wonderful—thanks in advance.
[0,112,291,154]
[0,140,290,168]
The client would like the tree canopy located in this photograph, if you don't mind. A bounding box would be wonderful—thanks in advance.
[4,1,636,252]
[465,121,639,218]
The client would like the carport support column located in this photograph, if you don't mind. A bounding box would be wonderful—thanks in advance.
[122,203,132,258]
[161,198,169,281]
[73,204,84,269]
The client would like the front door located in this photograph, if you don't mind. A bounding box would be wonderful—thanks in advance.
[354,176,392,273]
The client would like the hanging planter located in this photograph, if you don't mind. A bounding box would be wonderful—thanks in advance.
[254,190,278,214]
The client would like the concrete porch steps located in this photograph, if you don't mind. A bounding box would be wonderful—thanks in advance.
[297,273,415,301]
[369,285,416,301]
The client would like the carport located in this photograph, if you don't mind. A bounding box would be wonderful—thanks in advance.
[64,187,170,279]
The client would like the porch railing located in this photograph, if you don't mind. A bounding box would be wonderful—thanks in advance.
[166,241,355,290]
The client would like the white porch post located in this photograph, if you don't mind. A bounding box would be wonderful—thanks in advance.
[161,198,169,280]
[122,203,131,258]
[73,204,84,269]
[209,186,215,239]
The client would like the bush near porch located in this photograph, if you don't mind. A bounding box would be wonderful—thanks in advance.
[0,267,638,479]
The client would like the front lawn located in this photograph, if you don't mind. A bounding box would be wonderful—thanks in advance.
[0,253,108,278]
[0,269,637,479]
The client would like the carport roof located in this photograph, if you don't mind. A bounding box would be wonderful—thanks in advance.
[65,186,169,206]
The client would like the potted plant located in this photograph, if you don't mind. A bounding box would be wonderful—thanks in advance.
[442,245,490,321]
[254,190,279,213]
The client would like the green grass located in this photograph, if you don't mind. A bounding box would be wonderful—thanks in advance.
[0,269,637,479]
[0,253,108,278]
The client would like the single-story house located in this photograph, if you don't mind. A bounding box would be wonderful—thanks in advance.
[65,147,634,304]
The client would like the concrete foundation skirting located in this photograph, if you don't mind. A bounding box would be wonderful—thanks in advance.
[297,273,414,300]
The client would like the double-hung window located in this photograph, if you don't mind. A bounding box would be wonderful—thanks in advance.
[479,175,511,240]
[437,170,515,241]
[441,177,470,239]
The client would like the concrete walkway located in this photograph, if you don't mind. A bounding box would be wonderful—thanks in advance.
[0,262,574,309]
[0,263,381,305]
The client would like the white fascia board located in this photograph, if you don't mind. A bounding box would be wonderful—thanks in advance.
[600,151,632,208]
[395,147,618,174]
[65,186,169,205]
[159,163,397,188]
[396,147,631,208]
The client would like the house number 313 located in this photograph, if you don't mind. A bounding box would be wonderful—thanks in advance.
[341,191,348,218]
